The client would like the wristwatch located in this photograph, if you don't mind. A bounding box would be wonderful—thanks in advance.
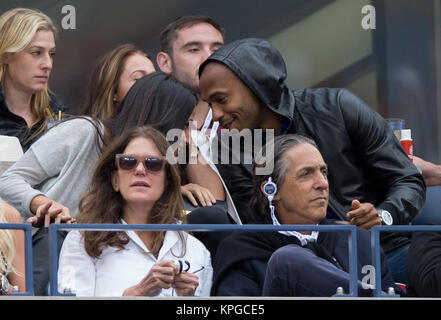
[378,209,393,226]
[0,274,10,295]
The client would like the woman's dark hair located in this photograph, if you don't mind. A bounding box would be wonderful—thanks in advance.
[77,126,186,258]
[104,71,197,143]
[45,72,197,169]
[249,134,319,223]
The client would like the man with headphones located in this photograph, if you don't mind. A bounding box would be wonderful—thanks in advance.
[211,134,402,296]
[199,38,425,284]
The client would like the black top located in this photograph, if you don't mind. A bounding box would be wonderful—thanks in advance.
[0,87,68,152]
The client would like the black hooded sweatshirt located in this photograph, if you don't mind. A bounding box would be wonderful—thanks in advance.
[199,38,426,254]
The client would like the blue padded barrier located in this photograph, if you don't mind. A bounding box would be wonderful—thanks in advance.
[49,223,359,297]
[412,186,441,225]
[371,225,441,297]
[0,223,33,295]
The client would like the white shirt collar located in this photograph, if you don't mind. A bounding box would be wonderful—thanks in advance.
[121,219,182,259]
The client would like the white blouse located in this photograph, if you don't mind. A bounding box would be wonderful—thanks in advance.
[58,226,213,297]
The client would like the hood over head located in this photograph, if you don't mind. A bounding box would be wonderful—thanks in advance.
[199,38,294,121]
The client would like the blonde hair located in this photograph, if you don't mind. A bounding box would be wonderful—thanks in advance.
[0,7,57,142]
[0,202,16,275]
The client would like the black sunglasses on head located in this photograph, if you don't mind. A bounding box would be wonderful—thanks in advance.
[115,154,165,172]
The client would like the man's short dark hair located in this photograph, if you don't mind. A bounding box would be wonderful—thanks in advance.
[159,14,225,55]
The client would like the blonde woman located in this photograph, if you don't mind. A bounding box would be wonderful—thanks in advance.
[0,201,25,295]
[81,44,156,120]
[0,8,67,152]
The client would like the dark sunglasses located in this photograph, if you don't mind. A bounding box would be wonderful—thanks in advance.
[115,154,165,172]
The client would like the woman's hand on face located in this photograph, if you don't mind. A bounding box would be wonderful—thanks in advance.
[123,260,179,297]
[180,183,216,207]
[27,200,74,227]
[173,271,199,296]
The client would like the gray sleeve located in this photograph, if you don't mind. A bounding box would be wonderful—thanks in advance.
[0,149,48,218]
[0,118,100,219]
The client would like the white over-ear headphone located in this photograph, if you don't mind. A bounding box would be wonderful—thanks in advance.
[263,177,319,243]
[263,177,281,230]
[263,177,277,205]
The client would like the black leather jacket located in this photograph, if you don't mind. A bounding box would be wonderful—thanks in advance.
[0,88,68,152]
[202,38,426,253]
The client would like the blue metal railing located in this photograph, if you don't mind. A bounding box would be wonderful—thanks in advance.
[7,222,440,297]
[371,225,441,297]
[49,223,359,297]
[0,223,33,295]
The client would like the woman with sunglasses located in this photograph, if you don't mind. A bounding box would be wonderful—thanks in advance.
[0,72,196,295]
[58,126,212,296]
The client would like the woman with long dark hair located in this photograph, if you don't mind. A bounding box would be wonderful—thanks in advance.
[58,126,212,296]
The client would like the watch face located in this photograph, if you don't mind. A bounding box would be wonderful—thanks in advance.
[381,211,393,225]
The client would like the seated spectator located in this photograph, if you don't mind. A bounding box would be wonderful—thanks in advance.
[0,72,196,295]
[0,8,67,152]
[199,38,426,285]
[0,200,25,294]
[211,134,402,297]
[58,126,212,296]
[156,14,224,130]
[156,17,240,257]
[81,44,156,120]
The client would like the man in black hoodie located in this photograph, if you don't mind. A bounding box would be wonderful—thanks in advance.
[198,38,426,284]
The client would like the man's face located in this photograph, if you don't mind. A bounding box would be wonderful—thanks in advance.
[200,62,265,132]
[272,143,329,225]
[170,23,223,93]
